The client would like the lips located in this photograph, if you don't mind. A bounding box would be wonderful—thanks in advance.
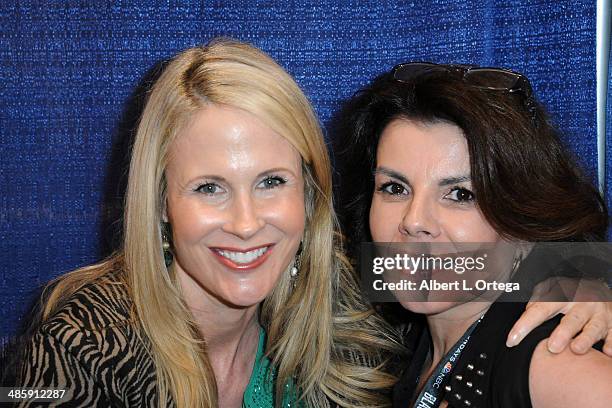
[210,244,274,270]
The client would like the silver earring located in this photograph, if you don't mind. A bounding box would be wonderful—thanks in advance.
[290,243,303,279]
[290,262,299,277]
[161,222,173,267]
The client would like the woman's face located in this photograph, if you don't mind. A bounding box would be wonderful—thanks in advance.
[369,119,507,313]
[370,118,500,244]
[165,104,305,309]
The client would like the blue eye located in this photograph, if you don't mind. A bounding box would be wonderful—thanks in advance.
[259,176,287,189]
[378,182,408,196]
[195,183,221,195]
[446,187,475,203]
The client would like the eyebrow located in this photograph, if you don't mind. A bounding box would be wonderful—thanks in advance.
[439,175,471,186]
[189,175,226,183]
[373,167,410,185]
[257,167,298,178]
[373,167,471,186]
[186,167,297,185]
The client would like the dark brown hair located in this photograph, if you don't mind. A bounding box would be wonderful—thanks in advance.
[335,70,608,257]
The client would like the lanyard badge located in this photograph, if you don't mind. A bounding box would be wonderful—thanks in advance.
[412,316,484,408]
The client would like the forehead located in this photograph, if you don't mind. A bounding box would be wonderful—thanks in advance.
[167,104,302,176]
[377,119,470,175]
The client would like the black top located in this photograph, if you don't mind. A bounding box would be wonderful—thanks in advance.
[392,247,605,408]
[393,301,565,408]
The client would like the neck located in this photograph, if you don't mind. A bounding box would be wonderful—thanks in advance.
[175,266,261,361]
[426,302,491,366]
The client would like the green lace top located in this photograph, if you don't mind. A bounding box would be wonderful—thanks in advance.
[242,328,304,407]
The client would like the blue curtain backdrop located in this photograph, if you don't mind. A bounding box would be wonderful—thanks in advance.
[0,1,607,338]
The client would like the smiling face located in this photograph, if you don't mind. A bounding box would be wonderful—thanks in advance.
[369,119,508,314]
[165,104,305,309]
[370,118,501,244]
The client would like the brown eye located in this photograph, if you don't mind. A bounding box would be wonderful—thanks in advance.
[379,182,408,196]
[446,187,475,202]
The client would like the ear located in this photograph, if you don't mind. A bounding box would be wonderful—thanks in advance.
[161,197,169,223]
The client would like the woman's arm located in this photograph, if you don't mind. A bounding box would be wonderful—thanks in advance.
[16,330,113,407]
[507,278,612,356]
[529,338,612,408]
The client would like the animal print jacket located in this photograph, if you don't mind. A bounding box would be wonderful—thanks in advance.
[14,273,172,407]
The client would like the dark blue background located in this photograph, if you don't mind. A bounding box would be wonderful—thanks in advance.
[0,1,607,339]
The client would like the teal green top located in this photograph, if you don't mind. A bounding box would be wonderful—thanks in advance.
[242,328,304,407]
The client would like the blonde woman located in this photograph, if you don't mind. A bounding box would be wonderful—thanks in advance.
[15,39,402,408]
[12,40,611,408]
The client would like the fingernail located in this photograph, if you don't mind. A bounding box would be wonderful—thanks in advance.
[506,331,520,347]
[548,339,562,353]
[573,340,588,353]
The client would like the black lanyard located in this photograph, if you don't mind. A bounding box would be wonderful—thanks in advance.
[412,316,484,408]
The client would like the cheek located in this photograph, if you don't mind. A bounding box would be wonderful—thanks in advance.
[442,211,499,242]
[369,197,400,242]
[261,190,306,237]
[167,196,221,245]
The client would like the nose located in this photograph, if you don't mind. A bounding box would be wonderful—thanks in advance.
[398,195,440,240]
[222,191,265,240]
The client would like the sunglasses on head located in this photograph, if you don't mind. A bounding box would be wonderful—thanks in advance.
[392,62,536,118]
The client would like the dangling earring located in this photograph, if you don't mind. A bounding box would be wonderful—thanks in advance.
[290,260,299,278]
[161,222,173,267]
[290,243,303,283]
[511,250,523,273]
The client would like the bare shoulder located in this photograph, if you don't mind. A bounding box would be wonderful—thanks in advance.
[529,339,612,408]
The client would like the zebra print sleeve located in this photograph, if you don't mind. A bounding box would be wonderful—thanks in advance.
[12,277,165,407]
[17,328,113,407]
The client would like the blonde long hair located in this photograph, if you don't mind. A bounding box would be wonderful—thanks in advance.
[39,38,405,407]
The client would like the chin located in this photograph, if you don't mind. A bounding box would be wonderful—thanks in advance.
[398,300,458,315]
[220,286,271,308]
